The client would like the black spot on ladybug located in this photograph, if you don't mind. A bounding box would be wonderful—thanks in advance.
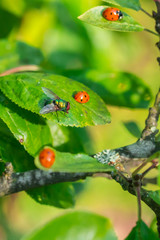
[85,95,87,97]
[112,17,114,20]
[81,99,82,101]
[110,13,112,15]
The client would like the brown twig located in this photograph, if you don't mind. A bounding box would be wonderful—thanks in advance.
[0,65,40,77]
[153,0,160,64]
[141,89,160,140]
[140,7,153,18]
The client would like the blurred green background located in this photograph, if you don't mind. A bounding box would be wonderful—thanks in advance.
[0,0,159,239]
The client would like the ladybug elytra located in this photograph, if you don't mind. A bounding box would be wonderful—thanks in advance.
[74,91,90,103]
[102,7,123,21]
[39,148,55,168]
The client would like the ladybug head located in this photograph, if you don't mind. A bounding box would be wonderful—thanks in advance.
[118,10,123,20]
[66,102,70,113]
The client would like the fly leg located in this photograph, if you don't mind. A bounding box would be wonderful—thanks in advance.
[56,111,59,122]
[62,111,68,118]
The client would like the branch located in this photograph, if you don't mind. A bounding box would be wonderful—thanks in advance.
[111,172,160,236]
[153,0,160,65]
[94,89,160,171]
[0,166,93,197]
[141,88,160,139]
[0,140,159,197]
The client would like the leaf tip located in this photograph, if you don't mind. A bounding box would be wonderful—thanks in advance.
[77,14,83,20]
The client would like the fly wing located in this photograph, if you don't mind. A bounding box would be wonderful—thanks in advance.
[39,103,59,114]
[42,87,60,100]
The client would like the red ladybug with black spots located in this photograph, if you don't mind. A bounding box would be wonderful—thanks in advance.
[74,91,90,103]
[102,7,123,21]
[39,148,55,168]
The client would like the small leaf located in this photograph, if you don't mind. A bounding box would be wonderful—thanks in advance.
[64,70,152,108]
[0,8,20,38]
[123,121,141,138]
[78,6,144,32]
[0,119,34,172]
[0,39,44,73]
[125,220,159,240]
[22,211,117,240]
[27,183,75,209]
[35,147,114,173]
[47,121,93,154]
[148,191,160,205]
[150,218,159,237]
[0,72,111,127]
[103,0,141,11]
[66,127,95,154]
[17,41,44,65]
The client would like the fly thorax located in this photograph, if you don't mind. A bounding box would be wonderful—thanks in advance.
[55,99,59,106]
[58,100,65,108]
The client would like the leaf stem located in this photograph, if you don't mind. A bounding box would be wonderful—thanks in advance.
[136,186,142,221]
[0,65,40,77]
[141,161,158,179]
[140,7,153,18]
[132,161,147,176]
[144,28,160,36]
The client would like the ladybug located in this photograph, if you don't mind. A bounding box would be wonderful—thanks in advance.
[39,148,55,168]
[102,7,123,21]
[74,91,90,103]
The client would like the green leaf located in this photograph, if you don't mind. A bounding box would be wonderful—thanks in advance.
[148,191,160,205]
[150,218,159,238]
[0,119,35,172]
[78,6,144,32]
[0,8,20,38]
[123,121,141,138]
[66,127,95,154]
[0,40,44,73]
[47,121,94,154]
[0,72,111,127]
[17,41,44,65]
[103,0,141,11]
[125,220,159,240]
[22,211,117,240]
[0,162,5,176]
[64,70,152,108]
[27,183,75,209]
[0,90,53,157]
[35,147,114,173]
[46,50,88,71]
